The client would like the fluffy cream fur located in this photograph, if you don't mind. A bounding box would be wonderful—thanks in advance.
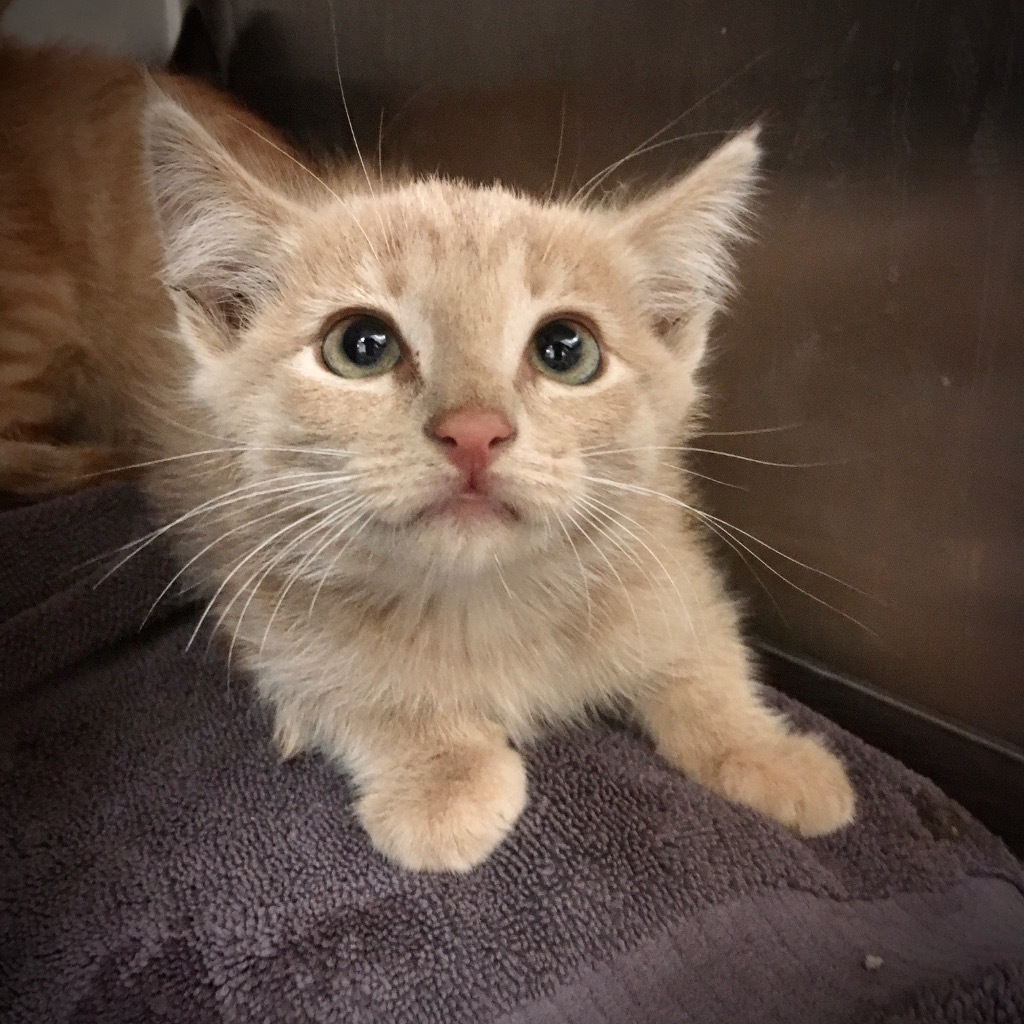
[0,42,854,872]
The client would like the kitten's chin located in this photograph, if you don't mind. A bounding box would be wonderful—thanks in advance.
[395,492,550,576]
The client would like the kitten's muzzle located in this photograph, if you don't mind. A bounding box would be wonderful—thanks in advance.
[404,406,522,527]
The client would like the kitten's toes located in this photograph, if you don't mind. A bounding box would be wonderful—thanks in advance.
[356,741,527,872]
[713,733,855,837]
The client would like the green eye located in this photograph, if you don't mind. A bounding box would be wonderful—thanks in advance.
[530,319,601,386]
[321,314,402,378]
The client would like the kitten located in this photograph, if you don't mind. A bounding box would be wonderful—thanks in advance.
[0,41,854,871]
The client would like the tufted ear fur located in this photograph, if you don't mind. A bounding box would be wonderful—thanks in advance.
[617,127,761,365]
[142,86,296,355]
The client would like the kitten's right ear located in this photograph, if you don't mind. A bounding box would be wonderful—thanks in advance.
[142,85,294,354]
[615,127,761,368]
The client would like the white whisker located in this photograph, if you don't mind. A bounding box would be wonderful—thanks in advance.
[222,113,380,258]
[252,495,371,658]
[705,517,792,628]
[376,108,386,185]
[79,443,359,480]
[684,447,843,469]
[553,512,593,630]
[581,473,879,636]
[574,129,737,205]
[569,50,770,206]
[143,485,344,628]
[578,495,697,650]
[653,459,748,490]
[582,444,842,469]
[564,506,643,657]
[307,506,378,617]
[325,0,397,258]
[94,471,362,583]
[699,422,802,438]
[327,0,375,198]
[186,494,356,652]
[228,493,368,665]
[545,92,568,205]
[493,554,516,604]
[583,473,870,595]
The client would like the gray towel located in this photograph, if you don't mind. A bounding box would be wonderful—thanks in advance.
[864,962,1024,1023]
[2,483,1023,1024]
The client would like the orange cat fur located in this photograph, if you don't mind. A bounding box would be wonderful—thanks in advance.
[0,40,854,871]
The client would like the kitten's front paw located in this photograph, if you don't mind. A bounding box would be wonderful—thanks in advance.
[356,741,527,872]
[713,733,855,837]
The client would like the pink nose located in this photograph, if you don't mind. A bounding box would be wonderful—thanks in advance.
[428,407,514,476]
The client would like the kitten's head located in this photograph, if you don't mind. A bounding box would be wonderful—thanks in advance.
[143,90,758,589]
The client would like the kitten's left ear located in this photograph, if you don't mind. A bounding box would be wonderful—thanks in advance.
[617,127,761,363]
[141,83,298,355]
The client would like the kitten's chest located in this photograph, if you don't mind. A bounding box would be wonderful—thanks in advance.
[347,582,634,729]
[250,567,656,735]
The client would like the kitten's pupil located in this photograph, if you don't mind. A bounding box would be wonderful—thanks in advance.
[343,317,391,367]
[536,321,583,372]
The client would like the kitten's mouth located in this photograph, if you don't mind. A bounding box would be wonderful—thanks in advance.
[414,490,520,528]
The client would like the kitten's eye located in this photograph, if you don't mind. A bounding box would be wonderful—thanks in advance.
[321,315,401,378]
[530,319,601,386]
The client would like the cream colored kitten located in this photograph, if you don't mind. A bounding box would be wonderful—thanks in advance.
[0,43,854,871]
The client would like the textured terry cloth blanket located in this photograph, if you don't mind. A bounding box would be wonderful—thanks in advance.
[1,484,1023,1024]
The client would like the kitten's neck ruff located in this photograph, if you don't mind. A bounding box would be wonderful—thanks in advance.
[309,529,595,614]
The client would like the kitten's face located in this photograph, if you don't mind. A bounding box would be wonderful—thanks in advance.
[146,96,758,587]
[196,185,698,575]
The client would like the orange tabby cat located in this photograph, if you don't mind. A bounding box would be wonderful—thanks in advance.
[0,39,854,871]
